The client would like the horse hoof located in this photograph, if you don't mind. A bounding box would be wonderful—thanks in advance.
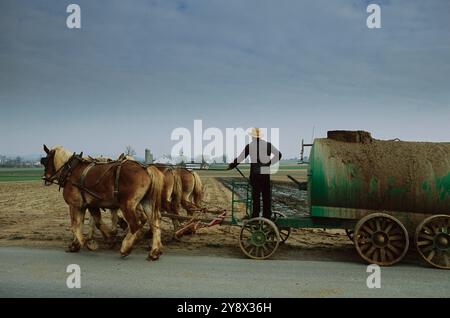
[120,247,133,258]
[146,254,159,261]
[86,240,98,251]
[147,249,162,261]
[66,243,81,253]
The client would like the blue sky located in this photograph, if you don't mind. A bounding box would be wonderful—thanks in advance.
[1,0,449,158]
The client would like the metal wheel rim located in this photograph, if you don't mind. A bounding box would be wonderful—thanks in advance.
[354,213,409,266]
[239,217,280,260]
[415,215,450,270]
[272,211,291,243]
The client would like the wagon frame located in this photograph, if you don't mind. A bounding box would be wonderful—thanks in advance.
[228,132,450,270]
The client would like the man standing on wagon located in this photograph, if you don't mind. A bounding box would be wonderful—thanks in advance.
[228,127,282,219]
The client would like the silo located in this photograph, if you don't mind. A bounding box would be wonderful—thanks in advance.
[145,149,153,164]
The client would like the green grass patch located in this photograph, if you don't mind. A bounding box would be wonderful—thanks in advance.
[0,168,43,182]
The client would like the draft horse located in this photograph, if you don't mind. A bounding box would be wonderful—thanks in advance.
[41,145,164,260]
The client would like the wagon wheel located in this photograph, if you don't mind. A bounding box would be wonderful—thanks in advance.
[239,217,280,260]
[354,213,409,266]
[345,229,355,241]
[272,211,291,243]
[415,215,450,269]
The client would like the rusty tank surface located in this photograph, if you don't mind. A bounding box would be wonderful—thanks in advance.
[309,131,450,216]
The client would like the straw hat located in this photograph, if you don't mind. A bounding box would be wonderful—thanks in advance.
[248,127,264,139]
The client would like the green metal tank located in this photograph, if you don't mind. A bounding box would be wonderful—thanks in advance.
[308,131,450,221]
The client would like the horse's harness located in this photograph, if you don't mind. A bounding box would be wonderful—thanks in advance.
[42,156,193,207]
[41,153,82,190]
[42,153,128,207]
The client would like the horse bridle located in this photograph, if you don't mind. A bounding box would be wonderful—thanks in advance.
[41,152,82,190]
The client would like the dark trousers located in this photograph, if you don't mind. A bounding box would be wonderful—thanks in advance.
[250,174,271,219]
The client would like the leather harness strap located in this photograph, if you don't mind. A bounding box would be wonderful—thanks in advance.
[114,162,123,202]
[78,162,97,204]
[75,159,128,207]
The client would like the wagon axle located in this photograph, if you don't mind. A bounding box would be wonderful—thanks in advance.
[435,233,449,251]
[372,231,389,248]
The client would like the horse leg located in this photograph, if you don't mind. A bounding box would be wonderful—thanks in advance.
[85,208,99,251]
[67,236,81,253]
[135,204,151,241]
[161,182,179,231]
[137,204,148,226]
[110,208,119,237]
[89,208,117,249]
[117,214,129,231]
[149,214,163,261]
[107,208,120,249]
[165,198,180,232]
[67,206,86,252]
[181,192,196,216]
[120,230,141,258]
[87,210,96,241]
[170,173,183,232]
[119,201,142,257]
[142,200,163,261]
[167,198,182,239]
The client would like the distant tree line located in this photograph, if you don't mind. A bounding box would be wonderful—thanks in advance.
[0,155,41,168]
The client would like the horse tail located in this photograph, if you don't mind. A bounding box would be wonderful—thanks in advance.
[171,169,182,213]
[192,171,203,207]
[146,166,164,222]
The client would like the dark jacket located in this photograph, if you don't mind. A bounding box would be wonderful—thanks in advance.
[230,138,282,175]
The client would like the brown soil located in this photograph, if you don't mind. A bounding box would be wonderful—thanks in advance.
[0,178,354,261]
[322,138,450,183]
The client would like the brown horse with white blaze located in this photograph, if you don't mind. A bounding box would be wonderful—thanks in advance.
[41,145,164,260]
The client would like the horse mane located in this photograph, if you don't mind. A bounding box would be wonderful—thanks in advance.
[52,146,74,171]
[93,156,113,163]
[117,153,135,161]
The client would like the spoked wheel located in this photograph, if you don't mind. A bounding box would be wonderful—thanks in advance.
[345,229,355,241]
[415,215,450,269]
[272,211,291,243]
[239,217,280,260]
[354,213,409,266]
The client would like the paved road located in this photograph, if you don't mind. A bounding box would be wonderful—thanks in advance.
[0,247,448,297]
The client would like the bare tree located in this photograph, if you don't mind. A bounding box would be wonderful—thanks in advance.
[125,146,136,157]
